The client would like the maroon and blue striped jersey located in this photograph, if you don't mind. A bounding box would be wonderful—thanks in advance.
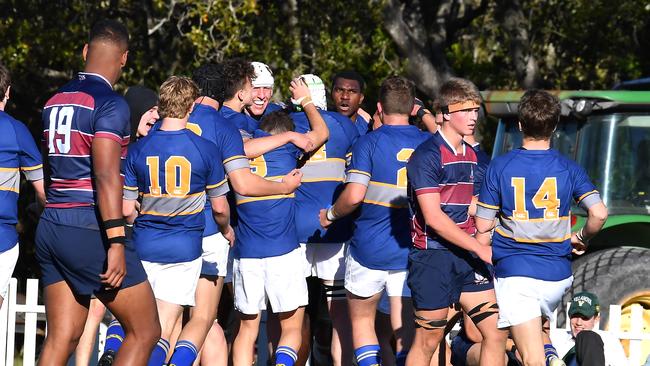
[407,131,478,250]
[42,73,130,208]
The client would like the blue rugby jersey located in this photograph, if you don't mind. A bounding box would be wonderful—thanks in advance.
[407,131,478,251]
[353,114,370,136]
[0,111,43,252]
[345,125,431,270]
[220,105,258,137]
[123,129,229,263]
[234,129,302,258]
[42,72,130,208]
[292,110,359,243]
[186,103,250,237]
[476,148,601,281]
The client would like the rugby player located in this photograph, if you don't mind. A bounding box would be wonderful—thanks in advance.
[36,20,160,366]
[0,63,45,309]
[405,77,506,366]
[232,77,328,366]
[331,71,369,136]
[246,61,284,119]
[474,90,608,366]
[122,76,232,366]
[320,76,431,366]
[186,63,305,366]
[292,73,360,366]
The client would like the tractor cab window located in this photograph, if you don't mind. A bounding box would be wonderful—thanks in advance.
[577,113,650,213]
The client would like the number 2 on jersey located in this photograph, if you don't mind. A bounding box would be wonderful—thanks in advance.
[511,177,560,220]
[396,148,415,187]
[146,156,192,197]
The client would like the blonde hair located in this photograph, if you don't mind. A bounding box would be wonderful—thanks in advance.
[438,77,481,109]
[158,76,199,119]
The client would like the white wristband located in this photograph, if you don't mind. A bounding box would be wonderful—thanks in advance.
[326,206,338,221]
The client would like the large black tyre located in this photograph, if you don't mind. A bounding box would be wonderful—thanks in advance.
[556,246,650,328]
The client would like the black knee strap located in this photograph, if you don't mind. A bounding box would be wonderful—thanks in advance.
[467,301,499,325]
[414,313,447,330]
[322,283,346,299]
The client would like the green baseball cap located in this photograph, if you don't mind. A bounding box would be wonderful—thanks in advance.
[568,291,600,317]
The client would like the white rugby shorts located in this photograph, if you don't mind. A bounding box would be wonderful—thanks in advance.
[142,257,202,306]
[201,233,230,277]
[233,247,308,315]
[301,242,347,281]
[494,275,573,328]
[0,244,19,299]
[344,249,410,298]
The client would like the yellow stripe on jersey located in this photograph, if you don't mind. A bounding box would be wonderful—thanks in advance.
[0,186,19,193]
[368,180,405,189]
[123,185,139,191]
[305,158,347,164]
[139,207,204,216]
[362,199,408,209]
[237,193,295,205]
[0,167,19,172]
[207,178,228,190]
[505,215,569,223]
[577,190,599,202]
[477,201,499,210]
[494,227,571,243]
[347,169,371,177]
[141,191,205,198]
[223,155,247,164]
[21,164,43,171]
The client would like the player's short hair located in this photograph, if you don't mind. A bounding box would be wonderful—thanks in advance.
[438,78,481,112]
[221,58,255,102]
[518,89,560,140]
[332,71,365,92]
[158,76,199,119]
[0,63,10,97]
[88,19,129,50]
[378,76,415,115]
[259,111,295,135]
[192,63,225,103]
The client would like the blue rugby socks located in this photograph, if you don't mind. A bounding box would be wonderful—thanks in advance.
[275,345,298,366]
[147,338,170,366]
[103,319,125,353]
[545,343,562,365]
[395,350,408,366]
[354,344,381,366]
[168,340,199,366]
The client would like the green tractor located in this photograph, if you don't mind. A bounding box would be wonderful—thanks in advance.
[482,89,650,360]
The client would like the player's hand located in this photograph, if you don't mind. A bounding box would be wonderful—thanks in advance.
[571,231,587,255]
[411,98,424,116]
[319,209,333,228]
[290,77,311,103]
[289,132,315,152]
[101,244,127,289]
[474,243,493,265]
[357,107,372,122]
[222,225,236,247]
[281,169,303,193]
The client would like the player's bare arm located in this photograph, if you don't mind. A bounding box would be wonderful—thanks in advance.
[418,192,492,264]
[572,201,608,255]
[210,195,234,245]
[227,166,302,197]
[319,182,367,228]
[291,77,329,148]
[474,215,497,247]
[92,137,127,288]
[31,179,46,207]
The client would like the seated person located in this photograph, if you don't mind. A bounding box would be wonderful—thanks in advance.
[550,291,628,366]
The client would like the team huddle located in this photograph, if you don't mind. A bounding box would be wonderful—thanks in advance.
[0,19,610,366]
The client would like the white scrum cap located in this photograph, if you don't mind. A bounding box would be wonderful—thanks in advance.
[251,62,274,88]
